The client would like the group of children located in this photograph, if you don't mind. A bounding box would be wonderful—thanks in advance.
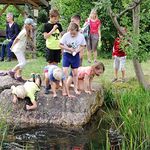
[9,8,127,110]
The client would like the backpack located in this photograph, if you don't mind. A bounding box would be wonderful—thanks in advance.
[82,19,90,38]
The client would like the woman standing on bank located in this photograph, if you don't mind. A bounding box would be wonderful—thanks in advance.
[84,9,101,64]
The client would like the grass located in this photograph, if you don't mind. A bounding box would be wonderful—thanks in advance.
[0,56,150,83]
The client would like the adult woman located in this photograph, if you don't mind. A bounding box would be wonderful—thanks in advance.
[84,9,101,63]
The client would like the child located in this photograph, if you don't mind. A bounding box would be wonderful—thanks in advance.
[70,15,84,66]
[59,23,86,96]
[9,18,35,82]
[67,62,105,94]
[112,27,127,82]
[44,65,70,97]
[11,74,42,110]
[71,15,81,30]
[43,9,63,64]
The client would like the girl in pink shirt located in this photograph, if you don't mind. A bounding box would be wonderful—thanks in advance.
[84,9,101,63]
[67,62,105,94]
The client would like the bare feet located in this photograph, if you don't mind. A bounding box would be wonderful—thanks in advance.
[91,89,96,92]
[53,94,57,98]
[75,90,81,95]
[62,92,67,96]
[68,94,76,98]
[85,90,91,94]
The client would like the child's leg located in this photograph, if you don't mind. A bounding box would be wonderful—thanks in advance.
[120,56,126,80]
[44,72,50,94]
[12,94,18,103]
[121,70,125,79]
[72,68,80,94]
[51,82,57,97]
[35,74,42,87]
[62,67,69,95]
[113,56,119,80]
[14,51,26,78]
[78,79,84,91]
[67,71,73,89]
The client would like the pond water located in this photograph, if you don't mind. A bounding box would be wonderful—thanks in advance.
[2,109,109,150]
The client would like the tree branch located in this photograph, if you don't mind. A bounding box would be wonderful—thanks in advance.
[117,0,143,18]
[108,7,124,36]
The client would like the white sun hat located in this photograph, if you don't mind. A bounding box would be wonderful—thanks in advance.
[11,85,27,99]
[53,68,63,81]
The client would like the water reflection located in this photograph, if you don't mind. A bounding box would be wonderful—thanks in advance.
[3,110,107,150]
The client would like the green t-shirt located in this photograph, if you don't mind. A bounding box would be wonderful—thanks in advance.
[24,81,40,103]
[43,22,63,50]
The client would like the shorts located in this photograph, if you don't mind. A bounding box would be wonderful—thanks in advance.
[86,34,99,51]
[114,56,126,71]
[63,52,80,69]
[46,48,61,63]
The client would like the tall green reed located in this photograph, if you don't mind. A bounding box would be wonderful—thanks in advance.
[104,82,150,150]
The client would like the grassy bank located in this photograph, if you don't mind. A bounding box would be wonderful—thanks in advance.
[0,57,150,82]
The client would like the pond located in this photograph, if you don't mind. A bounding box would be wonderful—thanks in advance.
[2,109,109,150]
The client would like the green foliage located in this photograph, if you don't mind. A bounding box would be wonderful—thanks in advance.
[0,5,24,30]
[104,82,150,149]
[51,0,93,29]
[36,23,46,57]
[36,8,48,57]
[95,0,150,61]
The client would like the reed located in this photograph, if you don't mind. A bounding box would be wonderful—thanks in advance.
[103,82,150,149]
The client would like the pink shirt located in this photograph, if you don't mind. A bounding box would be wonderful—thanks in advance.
[78,66,93,80]
[86,19,101,34]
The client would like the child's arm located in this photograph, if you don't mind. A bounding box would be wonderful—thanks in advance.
[75,45,85,53]
[44,24,58,39]
[12,94,18,104]
[11,38,19,49]
[59,43,75,53]
[83,75,91,94]
[89,77,95,92]
[26,100,37,110]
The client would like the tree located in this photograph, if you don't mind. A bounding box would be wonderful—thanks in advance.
[95,0,149,89]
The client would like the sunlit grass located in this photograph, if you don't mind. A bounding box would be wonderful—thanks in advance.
[0,56,150,83]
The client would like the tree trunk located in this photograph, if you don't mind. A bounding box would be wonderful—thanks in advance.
[132,1,148,89]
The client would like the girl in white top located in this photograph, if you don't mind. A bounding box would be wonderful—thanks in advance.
[9,18,35,82]
[60,23,86,97]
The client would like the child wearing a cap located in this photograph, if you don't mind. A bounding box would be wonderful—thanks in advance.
[9,18,35,82]
[11,74,41,110]
[44,65,70,97]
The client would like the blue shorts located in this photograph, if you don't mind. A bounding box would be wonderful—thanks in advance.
[63,52,80,69]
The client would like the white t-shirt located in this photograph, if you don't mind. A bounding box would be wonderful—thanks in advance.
[11,29,27,53]
[60,32,86,54]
